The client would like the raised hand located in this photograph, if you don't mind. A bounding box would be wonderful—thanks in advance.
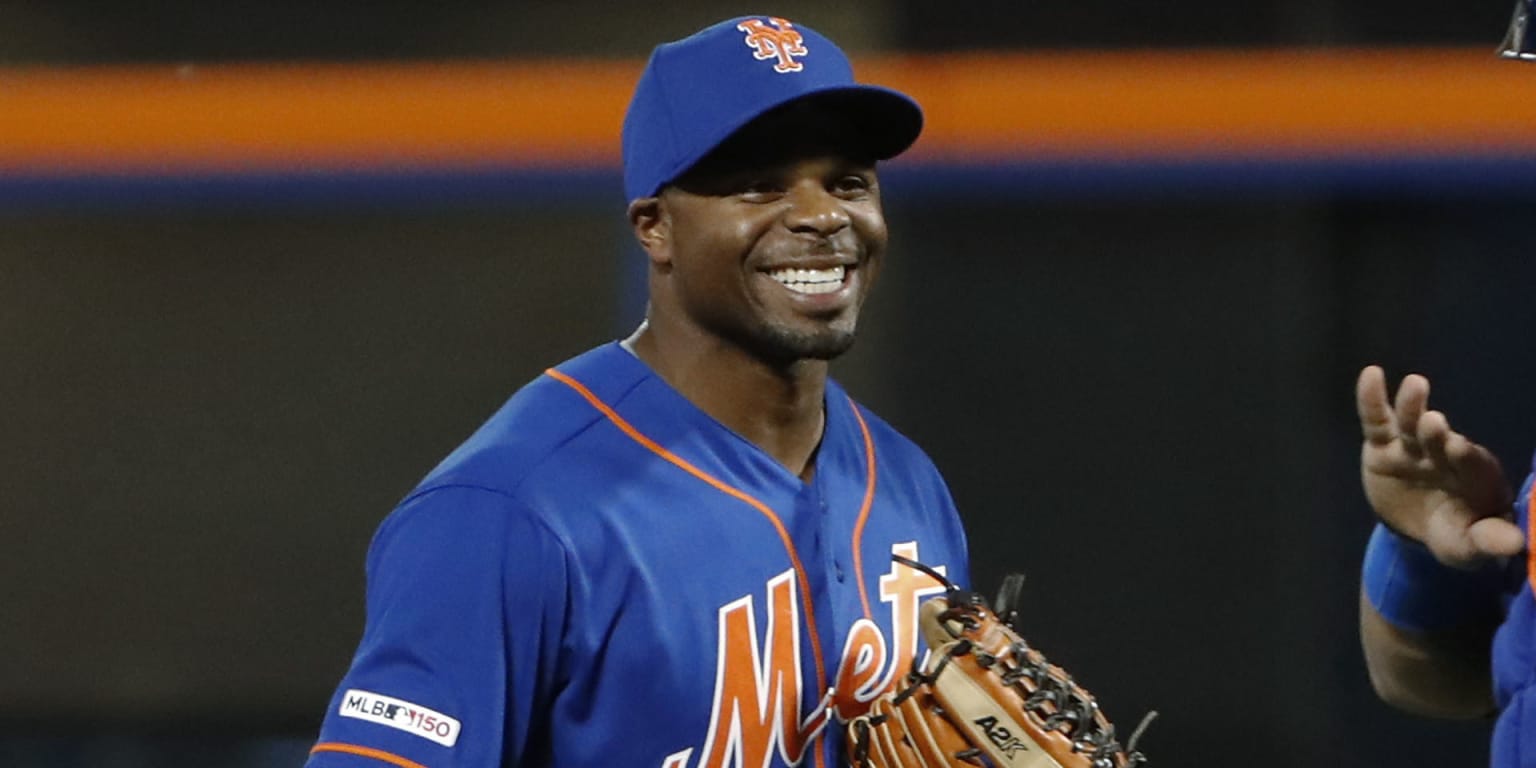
[1356,365,1524,568]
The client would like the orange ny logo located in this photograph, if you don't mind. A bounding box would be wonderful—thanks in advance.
[737,17,808,73]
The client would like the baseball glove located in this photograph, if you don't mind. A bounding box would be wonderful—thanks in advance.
[847,556,1153,768]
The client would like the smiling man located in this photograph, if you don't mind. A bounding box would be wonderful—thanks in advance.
[305,16,970,768]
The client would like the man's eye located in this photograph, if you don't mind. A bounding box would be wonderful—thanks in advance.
[833,175,872,194]
[738,180,781,199]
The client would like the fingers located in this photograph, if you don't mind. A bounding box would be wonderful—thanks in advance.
[1418,398,1507,499]
[1357,364,1519,565]
[1392,374,1430,456]
[1468,516,1526,558]
[1417,409,1454,472]
[1356,366,1396,445]
[1424,514,1523,568]
[1356,365,1433,449]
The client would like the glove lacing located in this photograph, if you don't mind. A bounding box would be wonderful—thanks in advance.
[885,555,1156,768]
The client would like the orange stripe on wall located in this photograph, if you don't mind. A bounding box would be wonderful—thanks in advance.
[872,47,1536,160]
[1,60,633,173]
[3,47,1535,174]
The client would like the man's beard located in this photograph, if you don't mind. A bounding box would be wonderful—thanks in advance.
[747,323,857,364]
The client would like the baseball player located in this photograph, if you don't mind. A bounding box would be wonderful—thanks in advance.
[304,16,970,768]
[1357,15,1536,766]
[1356,366,1532,767]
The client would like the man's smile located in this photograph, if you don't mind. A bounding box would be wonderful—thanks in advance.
[766,265,847,295]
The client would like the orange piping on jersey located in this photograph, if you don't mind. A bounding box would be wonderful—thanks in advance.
[1527,481,1535,597]
[846,396,879,619]
[544,368,831,736]
[309,743,428,768]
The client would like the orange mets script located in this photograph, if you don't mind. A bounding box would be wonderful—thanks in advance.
[738,17,809,73]
[661,543,948,768]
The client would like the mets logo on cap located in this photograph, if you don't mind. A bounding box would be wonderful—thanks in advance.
[737,17,808,73]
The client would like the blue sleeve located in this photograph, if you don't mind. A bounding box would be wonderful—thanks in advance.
[306,486,570,768]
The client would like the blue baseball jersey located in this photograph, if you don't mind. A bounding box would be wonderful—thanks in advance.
[305,342,971,768]
[1491,458,1536,768]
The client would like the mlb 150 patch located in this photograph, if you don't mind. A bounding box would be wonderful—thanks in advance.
[338,689,461,747]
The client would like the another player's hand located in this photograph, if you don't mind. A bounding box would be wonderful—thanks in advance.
[1356,365,1524,568]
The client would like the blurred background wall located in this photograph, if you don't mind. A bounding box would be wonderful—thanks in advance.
[3,1,1535,766]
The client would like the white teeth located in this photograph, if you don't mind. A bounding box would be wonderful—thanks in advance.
[768,266,846,295]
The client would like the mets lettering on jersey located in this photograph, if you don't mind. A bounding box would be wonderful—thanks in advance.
[664,543,948,768]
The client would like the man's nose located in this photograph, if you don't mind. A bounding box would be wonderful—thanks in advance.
[782,183,851,236]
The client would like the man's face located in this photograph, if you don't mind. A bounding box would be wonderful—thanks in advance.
[643,110,888,365]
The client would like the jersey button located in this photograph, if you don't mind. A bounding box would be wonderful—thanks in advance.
[834,561,845,582]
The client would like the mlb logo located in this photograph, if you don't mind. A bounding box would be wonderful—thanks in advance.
[339,689,462,747]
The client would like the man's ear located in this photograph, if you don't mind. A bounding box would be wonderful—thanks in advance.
[627,196,670,265]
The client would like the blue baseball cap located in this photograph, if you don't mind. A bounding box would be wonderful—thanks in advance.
[621,16,924,201]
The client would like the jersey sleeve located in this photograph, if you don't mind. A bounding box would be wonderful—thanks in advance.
[306,485,570,768]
